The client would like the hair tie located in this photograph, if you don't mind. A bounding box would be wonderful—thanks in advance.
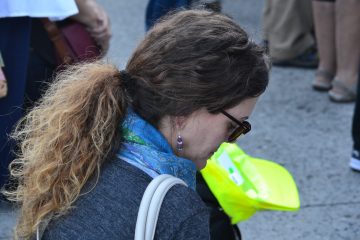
[120,70,136,94]
[120,70,132,84]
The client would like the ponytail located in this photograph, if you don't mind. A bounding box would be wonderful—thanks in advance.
[4,61,128,239]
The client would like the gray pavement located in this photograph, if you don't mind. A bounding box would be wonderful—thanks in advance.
[1,0,359,239]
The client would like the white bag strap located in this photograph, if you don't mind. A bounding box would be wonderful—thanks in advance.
[135,174,187,240]
[36,213,53,240]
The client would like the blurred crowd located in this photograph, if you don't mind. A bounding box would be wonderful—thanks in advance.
[262,0,360,171]
[0,0,359,239]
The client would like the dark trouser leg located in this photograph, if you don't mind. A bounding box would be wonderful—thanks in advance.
[263,0,314,60]
[0,17,31,188]
[24,18,57,111]
[352,72,360,151]
[23,49,56,111]
[145,0,191,31]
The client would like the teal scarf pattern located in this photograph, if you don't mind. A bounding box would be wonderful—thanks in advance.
[117,109,197,190]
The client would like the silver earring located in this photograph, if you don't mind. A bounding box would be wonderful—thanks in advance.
[176,133,184,151]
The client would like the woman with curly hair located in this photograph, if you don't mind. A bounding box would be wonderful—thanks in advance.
[4,10,269,239]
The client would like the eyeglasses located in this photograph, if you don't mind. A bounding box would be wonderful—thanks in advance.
[220,110,251,143]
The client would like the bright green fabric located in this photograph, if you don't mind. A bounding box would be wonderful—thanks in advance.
[201,143,300,224]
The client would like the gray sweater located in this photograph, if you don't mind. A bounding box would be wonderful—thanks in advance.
[43,158,210,239]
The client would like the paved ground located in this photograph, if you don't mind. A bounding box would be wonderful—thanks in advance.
[1,0,359,239]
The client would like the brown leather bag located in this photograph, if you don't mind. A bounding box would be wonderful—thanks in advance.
[41,18,102,65]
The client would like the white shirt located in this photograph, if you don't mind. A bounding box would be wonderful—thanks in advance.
[0,0,78,20]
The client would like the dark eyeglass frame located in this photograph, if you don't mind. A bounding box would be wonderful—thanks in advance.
[220,110,251,142]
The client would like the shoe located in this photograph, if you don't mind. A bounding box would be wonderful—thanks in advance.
[349,150,360,171]
[312,69,334,91]
[328,79,357,103]
[272,46,318,69]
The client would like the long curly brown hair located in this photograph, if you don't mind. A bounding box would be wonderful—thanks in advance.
[5,62,126,239]
[4,10,269,239]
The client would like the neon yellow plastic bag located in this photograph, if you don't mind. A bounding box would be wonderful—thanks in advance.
[201,143,300,224]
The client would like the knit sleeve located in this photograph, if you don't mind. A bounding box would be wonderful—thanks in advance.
[169,208,210,240]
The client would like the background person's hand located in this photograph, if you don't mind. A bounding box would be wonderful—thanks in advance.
[72,0,112,55]
[87,5,111,54]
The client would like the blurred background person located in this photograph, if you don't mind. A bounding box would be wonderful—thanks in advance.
[0,0,111,194]
[312,0,359,102]
[24,0,111,110]
[145,0,191,31]
[262,0,318,68]
[0,0,78,192]
[146,0,221,31]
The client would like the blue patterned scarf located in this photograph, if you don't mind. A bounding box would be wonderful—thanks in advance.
[117,109,197,190]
